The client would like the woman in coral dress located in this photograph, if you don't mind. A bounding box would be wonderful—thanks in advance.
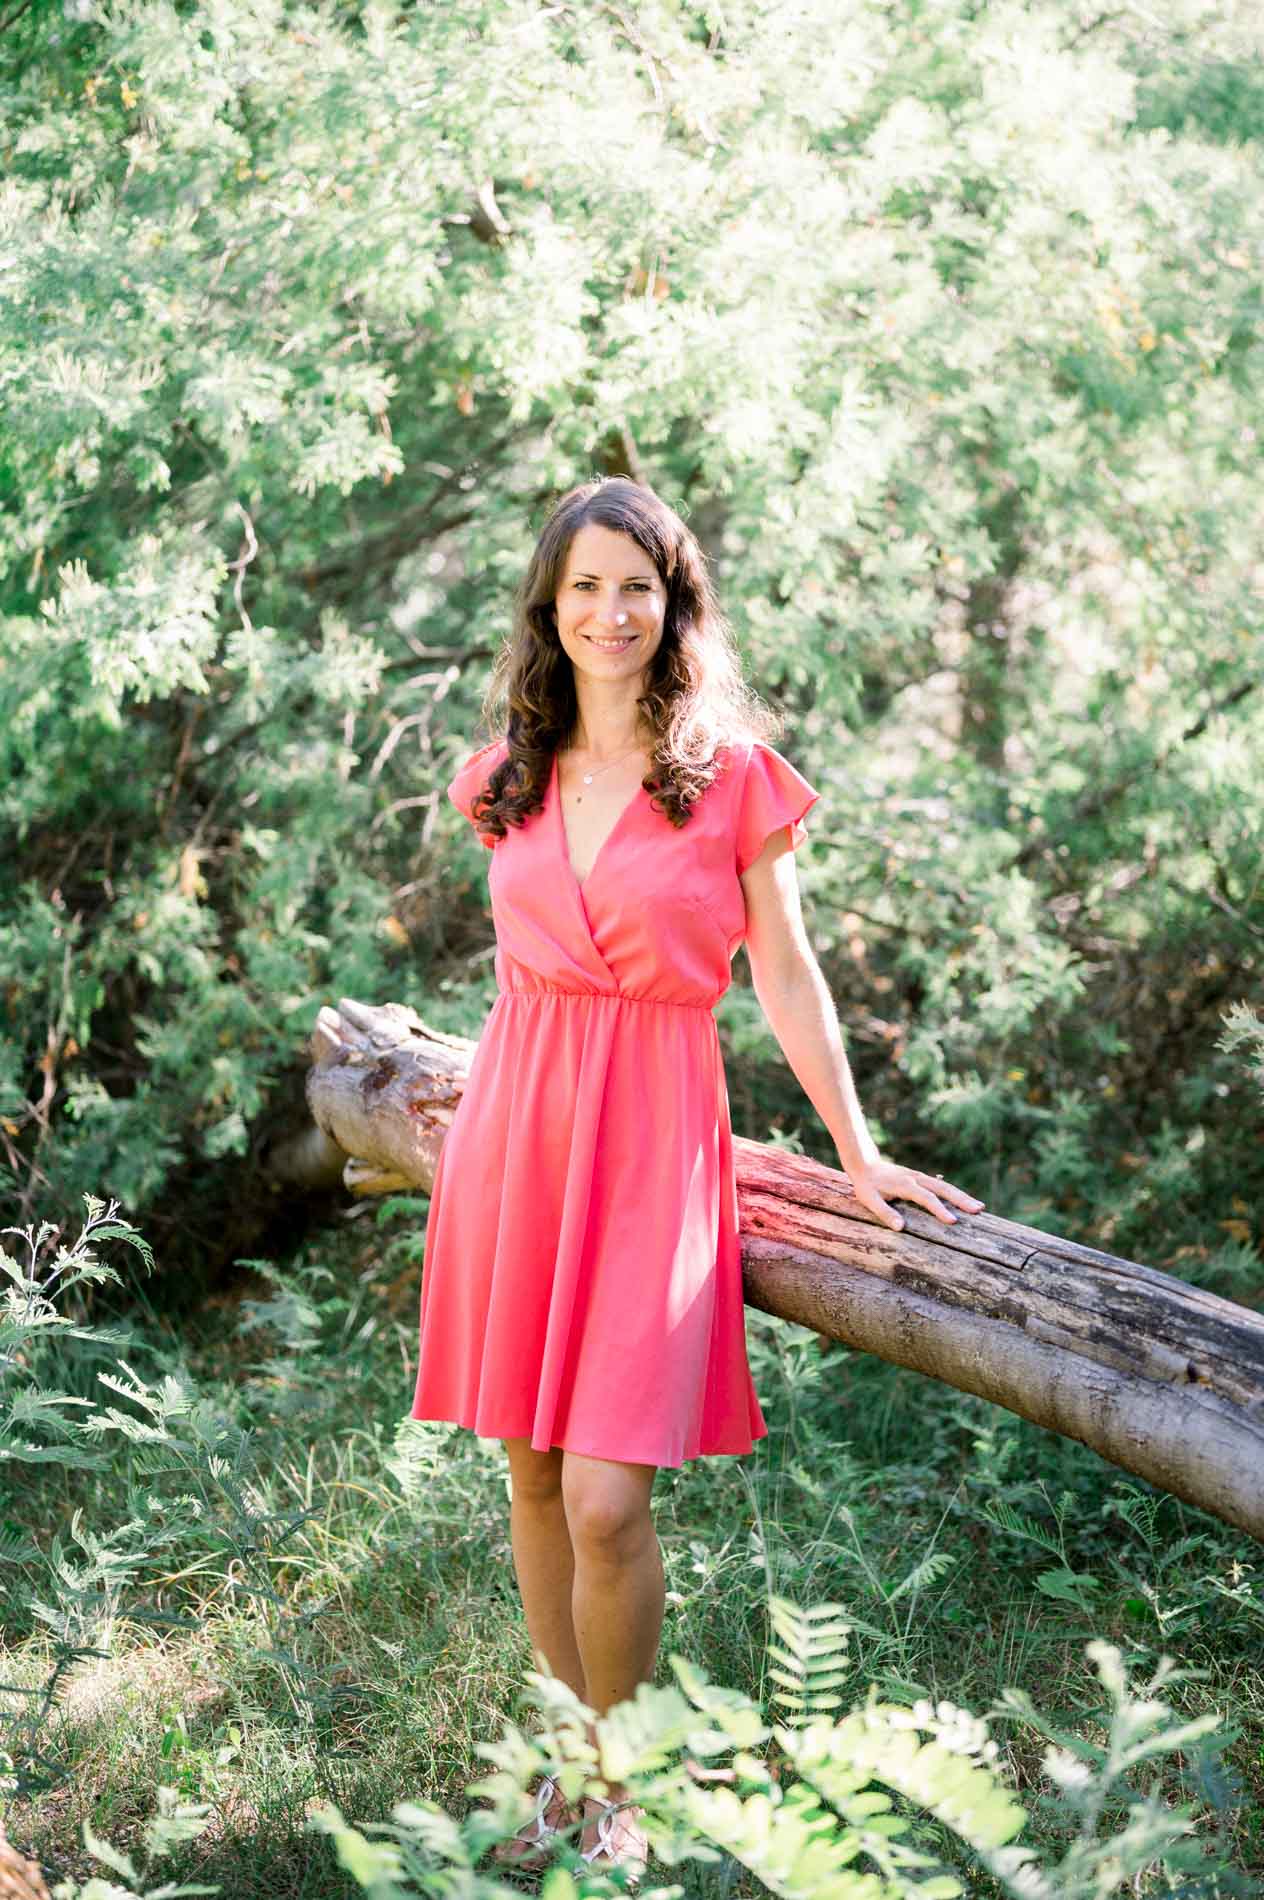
[409,476,983,1878]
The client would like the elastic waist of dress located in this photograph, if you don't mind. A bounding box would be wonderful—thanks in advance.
[498,986,715,1013]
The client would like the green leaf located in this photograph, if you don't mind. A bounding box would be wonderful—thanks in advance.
[80,1818,139,1885]
[1035,1568,1100,1605]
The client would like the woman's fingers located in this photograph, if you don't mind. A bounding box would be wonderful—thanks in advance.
[886,1176,985,1226]
[929,1175,986,1212]
[884,1181,958,1223]
[886,1175,959,1225]
[854,1185,905,1232]
[852,1169,986,1234]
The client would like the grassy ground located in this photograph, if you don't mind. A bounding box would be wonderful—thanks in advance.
[3,1198,1262,1896]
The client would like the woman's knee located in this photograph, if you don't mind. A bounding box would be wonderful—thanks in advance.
[503,1436,564,1504]
[561,1455,655,1560]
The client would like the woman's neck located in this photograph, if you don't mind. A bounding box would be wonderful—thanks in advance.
[566,701,649,759]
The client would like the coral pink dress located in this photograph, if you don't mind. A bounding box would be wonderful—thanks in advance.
[410,736,820,1467]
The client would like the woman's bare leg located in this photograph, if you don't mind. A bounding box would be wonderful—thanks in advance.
[562,1449,661,1861]
[492,1438,588,1865]
[562,1451,662,1714]
[503,1436,586,1697]
[498,1444,659,1865]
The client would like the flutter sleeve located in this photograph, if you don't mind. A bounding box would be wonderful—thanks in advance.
[447,738,509,849]
[735,740,821,875]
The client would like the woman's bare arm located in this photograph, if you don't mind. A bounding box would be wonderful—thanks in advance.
[739,834,984,1232]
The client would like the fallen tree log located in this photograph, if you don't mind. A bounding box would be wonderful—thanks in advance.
[278,997,1264,1544]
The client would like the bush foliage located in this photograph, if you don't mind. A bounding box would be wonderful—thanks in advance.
[0,0,1261,1289]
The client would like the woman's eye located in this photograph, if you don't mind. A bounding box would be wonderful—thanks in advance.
[573,580,651,591]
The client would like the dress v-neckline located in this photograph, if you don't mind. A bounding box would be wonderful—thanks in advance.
[552,751,647,895]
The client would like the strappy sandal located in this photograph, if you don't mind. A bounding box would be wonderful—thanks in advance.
[490,1769,575,1871]
[579,1795,649,1887]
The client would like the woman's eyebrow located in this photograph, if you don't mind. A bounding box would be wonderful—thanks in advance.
[572,570,655,581]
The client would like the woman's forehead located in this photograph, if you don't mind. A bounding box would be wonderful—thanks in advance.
[561,520,657,579]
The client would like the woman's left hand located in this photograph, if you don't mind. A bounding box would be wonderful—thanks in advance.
[846,1159,985,1234]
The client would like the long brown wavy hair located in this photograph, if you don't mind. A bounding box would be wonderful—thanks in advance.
[466,476,781,844]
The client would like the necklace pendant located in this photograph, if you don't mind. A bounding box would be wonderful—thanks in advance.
[582,773,594,784]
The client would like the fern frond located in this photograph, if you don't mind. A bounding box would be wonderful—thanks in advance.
[0,1524,39,1563]
[766,1596,852,1731]
[977,1502,1064,1559]
[783,1702,1041,1896]
[680,1781,864,1898]
[884,1551,955,1603]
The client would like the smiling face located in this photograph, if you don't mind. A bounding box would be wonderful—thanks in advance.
[554,522,667,686]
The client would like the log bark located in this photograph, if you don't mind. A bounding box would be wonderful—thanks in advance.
[293,998,1264,1544]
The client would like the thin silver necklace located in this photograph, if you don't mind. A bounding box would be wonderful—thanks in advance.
[566,739,644,802]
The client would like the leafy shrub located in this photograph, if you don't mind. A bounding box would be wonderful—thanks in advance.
[308,1611,1243,1898]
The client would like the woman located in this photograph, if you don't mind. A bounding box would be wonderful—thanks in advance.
[410,476,983,1881]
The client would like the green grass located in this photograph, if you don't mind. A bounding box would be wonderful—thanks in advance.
[3,1200,1261,1895]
